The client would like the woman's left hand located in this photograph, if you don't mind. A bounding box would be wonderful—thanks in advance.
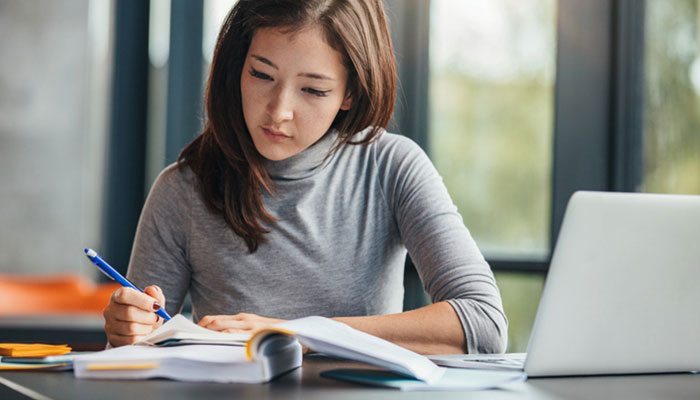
[197,313,285,334]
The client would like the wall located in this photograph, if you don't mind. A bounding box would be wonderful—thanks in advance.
[0,0,109,277]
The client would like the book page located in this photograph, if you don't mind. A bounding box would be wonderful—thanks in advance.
[139,314,250,346]
[74,343,248,364]
[272,316,444,383]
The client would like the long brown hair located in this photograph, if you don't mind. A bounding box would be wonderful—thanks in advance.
[179,0,397,253]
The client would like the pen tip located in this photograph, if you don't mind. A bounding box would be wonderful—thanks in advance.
[85,248,97,257]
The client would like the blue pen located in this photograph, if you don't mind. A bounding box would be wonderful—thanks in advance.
[84,248,171,321]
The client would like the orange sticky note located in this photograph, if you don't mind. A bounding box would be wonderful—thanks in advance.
[0,343,71,357]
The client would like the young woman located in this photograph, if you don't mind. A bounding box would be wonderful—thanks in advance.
[103,0,507,355]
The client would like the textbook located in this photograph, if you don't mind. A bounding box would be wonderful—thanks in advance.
[251,316,445,383]
[255,317,525,390]
[74,316,440,383]
[73,315,295,383]
[73,341,302,383]
[74,316,524,388]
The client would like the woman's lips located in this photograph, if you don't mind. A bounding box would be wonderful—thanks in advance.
[262,127,290,142]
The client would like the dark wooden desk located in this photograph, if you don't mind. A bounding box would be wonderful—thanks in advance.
[1,355,699,400]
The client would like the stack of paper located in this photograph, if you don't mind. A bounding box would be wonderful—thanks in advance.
[0,355,76,371]
[0,344,75,370]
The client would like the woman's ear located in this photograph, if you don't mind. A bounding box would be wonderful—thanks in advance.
[340,92,352,111]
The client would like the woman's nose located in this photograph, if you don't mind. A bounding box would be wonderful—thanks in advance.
[266,86,294,124]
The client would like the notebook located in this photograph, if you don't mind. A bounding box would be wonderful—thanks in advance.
[430,191,700,377]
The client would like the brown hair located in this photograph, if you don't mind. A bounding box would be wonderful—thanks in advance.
[178,0,397,252]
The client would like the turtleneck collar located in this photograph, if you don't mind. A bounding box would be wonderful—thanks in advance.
[263,130,338,180]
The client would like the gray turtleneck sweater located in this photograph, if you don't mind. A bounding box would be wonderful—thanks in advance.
[126,131,508,354]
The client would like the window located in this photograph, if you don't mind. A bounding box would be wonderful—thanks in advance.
[145,0,236,187]
[643,0,700,195]
[429,0,556,352]
[429,0,556,261]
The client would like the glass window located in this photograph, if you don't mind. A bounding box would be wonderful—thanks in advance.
[493,271,544,352]
[429,0,557,352]
[203,0,238,65]
[643,0,700,194]
[146,0,172,186]
[145,0,237,186]
[429,0,557,261]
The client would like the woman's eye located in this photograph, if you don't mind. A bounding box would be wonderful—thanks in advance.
[249,69,272,81]
[302,88,330,97]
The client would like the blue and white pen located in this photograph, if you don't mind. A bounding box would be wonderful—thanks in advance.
[84,248,171,321]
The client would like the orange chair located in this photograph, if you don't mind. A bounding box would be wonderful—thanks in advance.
[0,274,121,316]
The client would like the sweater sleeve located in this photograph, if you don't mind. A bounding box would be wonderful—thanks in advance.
[375,134,508,354]
[126,164,192,317]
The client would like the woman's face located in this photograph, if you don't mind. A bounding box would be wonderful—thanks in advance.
[240,27,351,161]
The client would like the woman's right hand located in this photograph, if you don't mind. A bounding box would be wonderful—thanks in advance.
[103,285,166,347]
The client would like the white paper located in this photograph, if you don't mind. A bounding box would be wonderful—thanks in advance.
[74,344,248,364]
[138,314,250,346]
[276,316,444,384]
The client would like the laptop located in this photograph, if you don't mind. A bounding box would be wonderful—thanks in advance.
[430,191,700,377]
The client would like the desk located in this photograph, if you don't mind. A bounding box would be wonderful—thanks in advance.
[1,355,699,400]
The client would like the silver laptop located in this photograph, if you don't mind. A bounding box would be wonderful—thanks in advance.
[430,191,700,377]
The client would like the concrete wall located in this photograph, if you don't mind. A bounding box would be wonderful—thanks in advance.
[0,0,108,277]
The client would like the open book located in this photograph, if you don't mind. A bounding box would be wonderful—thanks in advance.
[74,315,524,389]
[250,316,444,383]
[137,314,250,346]
[249,317,524,390]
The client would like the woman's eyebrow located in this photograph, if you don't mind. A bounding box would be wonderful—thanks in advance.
[299,72,335,81]
[251,54,277,68]
[250,54,335,81]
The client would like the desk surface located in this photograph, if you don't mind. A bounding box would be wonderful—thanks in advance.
[1,355,699,400]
